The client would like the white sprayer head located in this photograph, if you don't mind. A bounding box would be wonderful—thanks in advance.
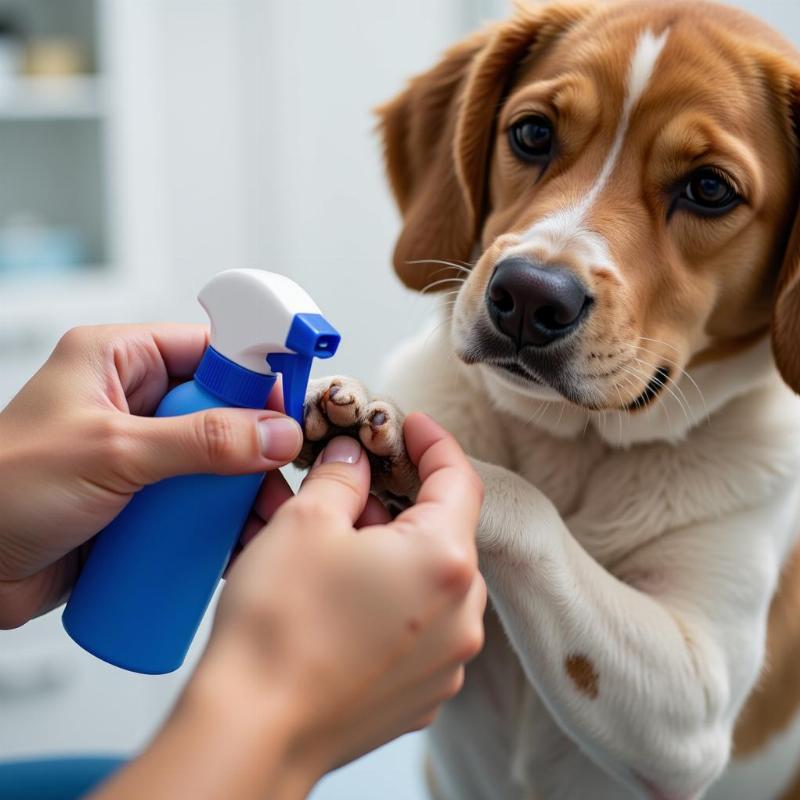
[198,269,323,374]
[196,269,340,422]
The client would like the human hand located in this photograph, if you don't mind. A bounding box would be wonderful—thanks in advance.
[0,324,303,628]
[181,413,485,796]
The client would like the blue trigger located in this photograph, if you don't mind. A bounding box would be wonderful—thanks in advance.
[268,353,312,424]
[268,313,341,425]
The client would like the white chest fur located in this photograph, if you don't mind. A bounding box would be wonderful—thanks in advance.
[383,323,800,800]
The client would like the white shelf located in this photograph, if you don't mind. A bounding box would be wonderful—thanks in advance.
[0,268,148,329]
[0,76,105,120]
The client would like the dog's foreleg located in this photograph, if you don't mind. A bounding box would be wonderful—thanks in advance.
[475,459,797,800]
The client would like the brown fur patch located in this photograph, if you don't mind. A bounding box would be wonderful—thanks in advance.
[688,329,768,369]
[564,654,600,699]
[733,538,800,757]
[779,765,800,800]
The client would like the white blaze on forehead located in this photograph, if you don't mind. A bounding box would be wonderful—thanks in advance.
[506,27,671,270]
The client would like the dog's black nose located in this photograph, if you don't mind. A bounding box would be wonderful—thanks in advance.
[486,257,591,347]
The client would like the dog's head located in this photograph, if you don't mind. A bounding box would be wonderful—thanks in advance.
[379,0,800,440]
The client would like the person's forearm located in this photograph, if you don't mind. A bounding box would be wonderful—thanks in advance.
[89,649,322,800]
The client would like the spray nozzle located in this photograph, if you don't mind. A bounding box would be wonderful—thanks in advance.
[268,312,339,423]
[196,269,341,423]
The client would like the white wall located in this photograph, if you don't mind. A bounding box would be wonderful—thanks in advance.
[232,0,472,386]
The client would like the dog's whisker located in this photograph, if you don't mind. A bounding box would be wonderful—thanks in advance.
[581,403,592,437]
[618,365,674,429]
[408,257,472,270]
[633,338,708,416]
[422,308,456,349]
[625,362,689,427]
[599,403,609,438]
[530,399,552,427]
[554,400,566,437]
[420,276,467,295]
[612,383,625,446]
[632,342,709,423]
[620,363,691,432]
[637,335,681,354]
[631,356,693,420]
[408,259,472,276]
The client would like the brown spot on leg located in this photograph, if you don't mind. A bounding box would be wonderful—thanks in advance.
[564,654,599,699]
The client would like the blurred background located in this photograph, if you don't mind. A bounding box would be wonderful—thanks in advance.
[0,1,795,798]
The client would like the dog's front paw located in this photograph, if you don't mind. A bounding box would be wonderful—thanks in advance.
[296,376,420,505]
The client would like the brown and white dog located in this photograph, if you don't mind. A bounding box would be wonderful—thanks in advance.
[299,1,800,798]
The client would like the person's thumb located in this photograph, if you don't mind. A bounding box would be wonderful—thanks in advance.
[122,409,303,484]
[295,436,371,524]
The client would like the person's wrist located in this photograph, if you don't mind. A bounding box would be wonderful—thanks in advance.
[182,633,328,799]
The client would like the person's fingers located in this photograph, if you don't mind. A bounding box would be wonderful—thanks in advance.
[60,324,211,416]
[123,409,302,484]
[293,436,371,524]
[61,323,210,383]
[0,556,80,629]
[266,375,285,414]
[408,573,486,676]
[402,412,454,468]
[131,325,209,415]
[355,495,392,528]
[403,665,467,733]
[253,470,295,521]
[403,412,477,488]
[473,572,488,621]
[442,574,487,663]
[224,511,267,576]
[146,324,211,378]
[395,413,483,544]
[238,513,267,550]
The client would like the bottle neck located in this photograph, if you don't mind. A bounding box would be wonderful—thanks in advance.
[194,347,275,409]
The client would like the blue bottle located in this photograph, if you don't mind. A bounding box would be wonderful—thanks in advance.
[62,269,340,674]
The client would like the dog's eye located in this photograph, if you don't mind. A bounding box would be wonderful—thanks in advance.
[681,168,740,215]
[508,115,554,162]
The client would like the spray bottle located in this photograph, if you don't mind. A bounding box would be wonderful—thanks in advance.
[62,269,340,674]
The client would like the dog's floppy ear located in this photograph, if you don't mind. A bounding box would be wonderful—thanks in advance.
[377,3,592,291]
[774,200,800,394]
[766,62,800,393]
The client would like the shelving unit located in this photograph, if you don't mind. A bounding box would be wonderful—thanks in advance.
[0,0,167,347]
[0,75,104,119]
[0,0,105,294]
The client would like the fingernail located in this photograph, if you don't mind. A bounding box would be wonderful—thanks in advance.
[258,417,302,460]
[321,436,362,464]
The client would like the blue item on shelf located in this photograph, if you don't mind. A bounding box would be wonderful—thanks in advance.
[0,217,88,278]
